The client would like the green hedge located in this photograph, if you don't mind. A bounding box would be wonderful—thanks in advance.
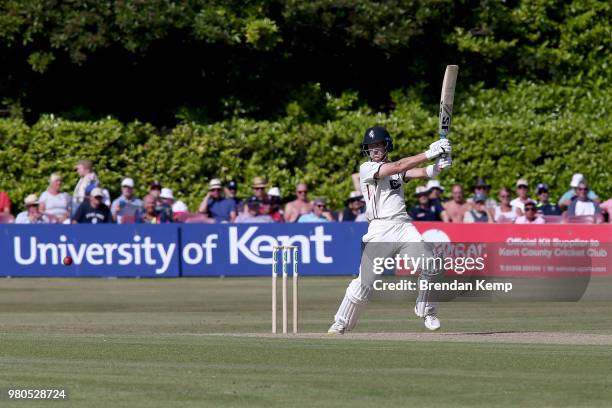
[0,79,610,213]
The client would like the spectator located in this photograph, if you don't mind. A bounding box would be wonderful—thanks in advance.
[516,201,545,224]
[265,187,284,222]
[600,198,612,223]
[425,180,450,222]
[171,201,189,223]
[0,188,11,214]
[110,178,143,223]
[339,191,365,222]
[467,178,497,209]
[510,179,532,212]
[565,181,603,223]
[149,181,162,199]
[39,173,71,223]
[199,179,237,223]
[463,193,494,223]
[559,173,600,209]
[411,186,445,221]
[15,194,47,224]
[225,180,243,212]
[535,183,561,215]
[72,187,111,224]
[285,182,313,222]
[494,187,523,223]
[158,188,174,221]
[235,198,274,223]
[138,194,172,224]
[298,197,333,223]
[443,184,471,222]
[72,159,99,212]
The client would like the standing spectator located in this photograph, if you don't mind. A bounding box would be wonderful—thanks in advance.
[411,186,445,221]
[72,188,111,224]
[149,181,162,199]
[235,198,274,223]
[339,191,365,222]
[516,201,545,224]
[0,189,11,215]
[463,193,494,223]
[297,198,333,223]
[467,178,497,209]
[425,180,450,222]
[265,187,284,222]
[39,173,72,223]
[565,181,603,223]
[494,187,523,223]
[138,194,172,224]
[510,179,532,212]
[72,159,99,213]
[535,183,561,215]
[443,184,471,223]
[110,178,143,223]
[285,183,313,222]
[559,173,600,209]
[199,179,237,223]
[15,194,47,224]
[225,180,243,212]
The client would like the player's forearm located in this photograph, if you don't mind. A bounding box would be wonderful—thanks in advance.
[404,167,429,179]
[378,153,428,177]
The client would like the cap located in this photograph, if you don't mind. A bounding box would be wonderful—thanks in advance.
[208,179,222,190]
[226,180,238,190]
[474,192,487,203]
[160,188,174,200]
[516,179,529,188]
[349,191,363,199]
[415,186,429,196]
[252,176,267,188]
[473,178,490,189]
[150,181,162,190]
[313,197,327,206]
[247,196,260,208]
[426,180,445,192]
[536,183,549,194]
[90,187,103,197]
[570,173,585,188]
[172,200,188,213]
[267,187,281,197]
[24,194,39,206]
[121,178,134,188]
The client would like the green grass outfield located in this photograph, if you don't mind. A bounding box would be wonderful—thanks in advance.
[0,277,611,407]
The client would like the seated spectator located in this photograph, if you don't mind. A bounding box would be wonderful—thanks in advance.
[297,198,333,223]
[559,173,600,210]
[467,178,497,209]
[138,194,172,224]
[411,186,445,221]
[158,188,174,221]
[516,201,545,224]
[72,188,111,224]
[339,191,365,222]
[0,188,11,214]
[149,181,162,200]
[565,181,603,223]
[463,193,494,223]
[171,201,189,222]
[15,194,47,224]
[535,183,561,215]
[425,180,449,222]
[443,184,471,222]
[72,159,99,214]
[494,187,522,223]
[199,179,237,223]
[244,176,268,211]
[600,198,612,223]
[235,198,274,223]
[225,180,243,212]
[510,179,532,212]
[110,178,143,223]
[39,173,72,223]
[285,182,313,222]
[264,187,284,222]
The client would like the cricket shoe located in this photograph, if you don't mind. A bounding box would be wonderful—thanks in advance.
[327,322,346,335]
[414,306,441,331]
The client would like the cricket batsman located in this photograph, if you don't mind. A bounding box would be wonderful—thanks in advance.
[328,126,452,334]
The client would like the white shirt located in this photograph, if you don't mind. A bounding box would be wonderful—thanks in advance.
[515,215,545,224]
[360,161,408,222]
[510,197,531,212]
[574,200,596,216]
[39,191,71,217]
[494,206,519,223]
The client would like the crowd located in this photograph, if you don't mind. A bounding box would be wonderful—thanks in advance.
[0,160,610,225]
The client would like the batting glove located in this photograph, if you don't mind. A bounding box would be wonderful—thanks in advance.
[425,139,452,160]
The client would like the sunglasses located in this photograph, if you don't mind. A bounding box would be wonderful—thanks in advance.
[297,190,308,194]
[525,207,536,212]
[576,187,588,191]
[315,204,325,208]
[517,185,528,189]
[499,194,510,198]
[210,188,221,192]
[254,187,265,191]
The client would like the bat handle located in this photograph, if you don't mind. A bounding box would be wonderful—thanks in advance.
[439,134,449,159]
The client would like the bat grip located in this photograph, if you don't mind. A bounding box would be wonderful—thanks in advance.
[439,134,448,159]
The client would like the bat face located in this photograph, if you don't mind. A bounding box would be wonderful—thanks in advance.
[439,65,458,139]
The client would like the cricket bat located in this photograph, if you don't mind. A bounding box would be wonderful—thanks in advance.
[439,65,458,157]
